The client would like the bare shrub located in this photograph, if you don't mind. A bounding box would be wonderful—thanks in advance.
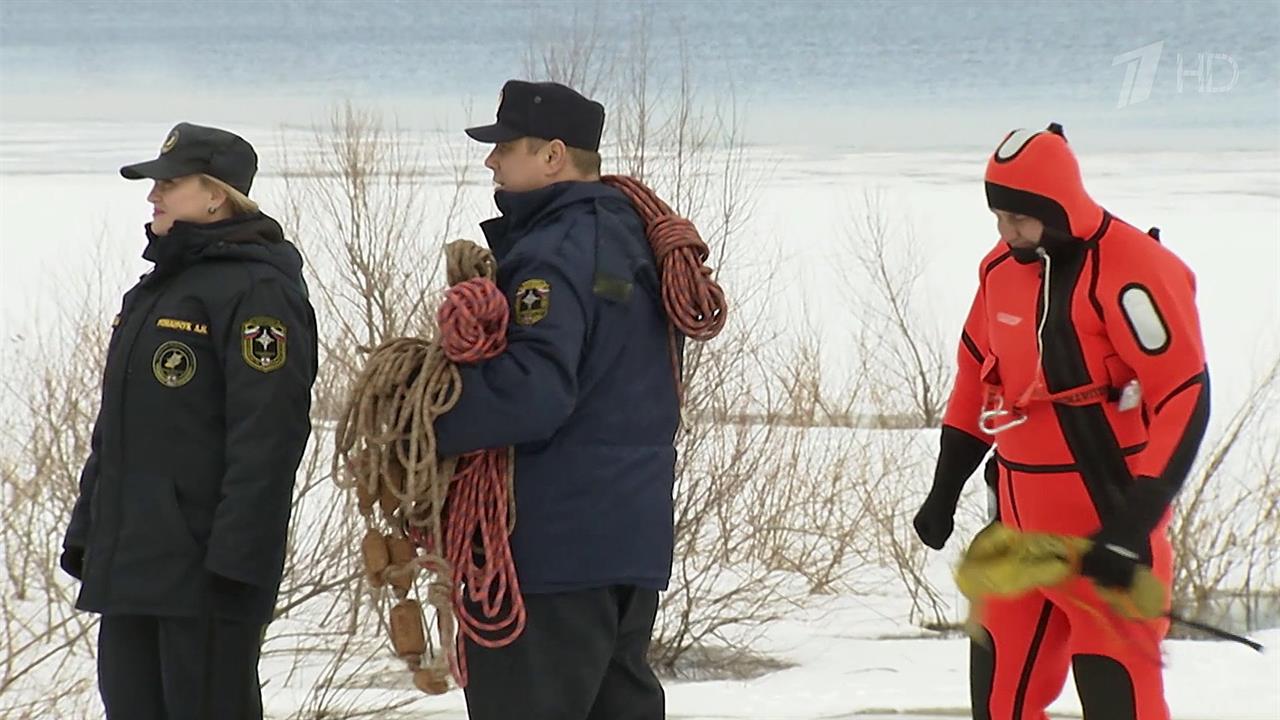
[652,322,881,677]
[277,102,473,421]
[843,189,951,429]
[266,106,479,715]
[1169,357,1280,633]
[0,243,123,718]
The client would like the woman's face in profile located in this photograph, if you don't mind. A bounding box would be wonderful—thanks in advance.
[147,175,218,236]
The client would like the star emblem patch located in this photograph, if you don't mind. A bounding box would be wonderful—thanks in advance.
[514,279,550,326]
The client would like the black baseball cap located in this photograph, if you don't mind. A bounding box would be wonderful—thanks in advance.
[121,122,258,195]
[465,80,606,152]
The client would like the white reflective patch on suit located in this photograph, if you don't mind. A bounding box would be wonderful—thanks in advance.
[995,128,1040,161]
[1120,285,1169,352]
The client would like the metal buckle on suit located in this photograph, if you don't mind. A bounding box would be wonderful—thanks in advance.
[978,395,1028,435]
[977,359,1028,435]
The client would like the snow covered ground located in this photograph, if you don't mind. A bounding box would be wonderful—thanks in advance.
[7,580,1276,719]
[658,602,1280,720]
[257,588,1280,718]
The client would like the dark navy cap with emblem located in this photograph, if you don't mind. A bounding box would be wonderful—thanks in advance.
[466,80,606,152]
[121,122,258,195]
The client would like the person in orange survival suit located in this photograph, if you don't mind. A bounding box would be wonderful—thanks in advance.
[912,123,1210,720]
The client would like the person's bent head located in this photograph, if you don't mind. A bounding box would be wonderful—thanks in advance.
[983,122,1103,260]
[465,80,605,193]
[120,123,259,236]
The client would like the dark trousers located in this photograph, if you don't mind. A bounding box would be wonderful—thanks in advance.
[463,585,664,720]
[97,614,265,720]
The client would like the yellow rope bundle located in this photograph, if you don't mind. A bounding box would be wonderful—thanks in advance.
[955,523,1168,637]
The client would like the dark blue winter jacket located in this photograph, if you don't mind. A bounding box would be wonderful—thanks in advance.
[434,180,680,593]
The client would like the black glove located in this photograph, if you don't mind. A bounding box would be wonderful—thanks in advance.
[913,492,958,550]
[210,572,254,597]
[1080,525,1152,590]
[1081,476,1172,589]
[208,572,259,618]
[914,427,991,551]
[59,547,85,580]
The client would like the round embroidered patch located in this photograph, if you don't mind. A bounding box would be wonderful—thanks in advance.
[153,340,197,388]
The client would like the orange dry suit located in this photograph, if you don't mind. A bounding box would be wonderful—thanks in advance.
[915,123,1210,720]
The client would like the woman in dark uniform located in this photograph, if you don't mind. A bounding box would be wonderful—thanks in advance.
[60,122,317,720]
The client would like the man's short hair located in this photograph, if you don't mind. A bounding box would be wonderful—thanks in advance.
[526,137,601,177]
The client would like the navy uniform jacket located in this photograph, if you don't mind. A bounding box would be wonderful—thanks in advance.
[62,214,317,624]
[435,181,681,594]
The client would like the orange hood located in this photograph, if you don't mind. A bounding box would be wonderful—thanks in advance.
[984,123,1104,240]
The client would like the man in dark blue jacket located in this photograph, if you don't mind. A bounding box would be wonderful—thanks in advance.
[435,80,679,720]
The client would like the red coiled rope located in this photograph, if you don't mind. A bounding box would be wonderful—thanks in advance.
[437,278,509,364]
[602,175,727,343]
[400,275,523,687]
[602,175,728,403]
[443,449,523,677]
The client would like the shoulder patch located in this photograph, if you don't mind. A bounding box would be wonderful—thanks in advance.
[514,279,551,325]
[153,341,197,387]
[1118,284,1170,354]
[242,316,288,372]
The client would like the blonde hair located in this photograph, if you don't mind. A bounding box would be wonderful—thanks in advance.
[198,174,260,215]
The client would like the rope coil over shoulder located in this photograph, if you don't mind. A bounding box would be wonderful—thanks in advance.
[602,175,727,403]
[333,176,726,693]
